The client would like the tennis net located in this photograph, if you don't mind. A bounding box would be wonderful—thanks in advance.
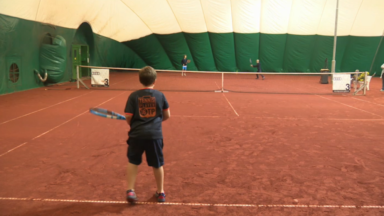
[72,65,368,96]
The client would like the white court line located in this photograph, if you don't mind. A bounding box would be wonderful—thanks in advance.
[170,115,384,121]
[31,111,91,140]
[0,92,93,125]
[239,116,384,121]
[222,95,239,117]
[0,197,383,209]
[292,80,383,119]
[0,142,28,158]
[316,95,383,119]
[0,92,126,158]
[352,97,384,107]
[172,115,221,118]
[215,82,239,117]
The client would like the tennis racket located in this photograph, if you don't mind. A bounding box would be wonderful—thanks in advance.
[249,58,252,64]
[89,108,126,120]
[187,60,191,63]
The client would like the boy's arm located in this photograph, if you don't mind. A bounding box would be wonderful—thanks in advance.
[163,109,170,121]
[162,94,170,121]
[125,114,133,125]
[124,94,134,126]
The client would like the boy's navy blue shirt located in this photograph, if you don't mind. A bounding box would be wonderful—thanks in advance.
[125,88,169,139]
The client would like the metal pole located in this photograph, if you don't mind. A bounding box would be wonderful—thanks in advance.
[76,65,79,89]
[331,0,339,73]
[222,73,224,92]
[354,71,357,94]
[363,72,367,95]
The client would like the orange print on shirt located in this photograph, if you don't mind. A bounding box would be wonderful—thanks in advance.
[138,96,156,118]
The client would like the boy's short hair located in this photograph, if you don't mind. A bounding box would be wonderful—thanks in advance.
[139,66,157,86]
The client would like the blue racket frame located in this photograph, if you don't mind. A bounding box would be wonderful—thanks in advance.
[89,108,126,120]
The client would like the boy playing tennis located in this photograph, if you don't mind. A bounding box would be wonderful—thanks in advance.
[381,64,384,91]
[181,55,189,76]
[124,66,170,203]
[250,59,265,80]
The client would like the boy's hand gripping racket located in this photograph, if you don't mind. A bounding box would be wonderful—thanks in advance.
[89,108,126,120]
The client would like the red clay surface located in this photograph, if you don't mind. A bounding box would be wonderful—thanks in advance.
[0,73,383,216]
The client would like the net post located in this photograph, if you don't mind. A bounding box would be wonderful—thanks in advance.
[214,72,228,93]
[221,72,228,92]
[222,72,224,92]
[76,65,80,89]
[363,72,367,95]
[354,71,357,94]
[77,65,90,89]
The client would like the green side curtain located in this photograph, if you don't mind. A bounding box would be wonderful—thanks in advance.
[208,33,237,72]
[94,35,146,68]
[124,34,174,70]
[334,36,349,72]
[371,38,384,76]
[283,35,316,72]
[340,36,381,72]
[259,34,287,72]
[156,33,197,71]
[234,33,260,72]
[309,35,333,71]
[184,32,217,71]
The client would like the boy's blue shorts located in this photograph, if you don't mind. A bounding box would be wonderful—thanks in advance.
[182,66,187,70]
[127,138,164,168]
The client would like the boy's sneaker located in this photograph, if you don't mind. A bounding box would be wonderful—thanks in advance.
[155,191,166,202]
[126,190,137,203]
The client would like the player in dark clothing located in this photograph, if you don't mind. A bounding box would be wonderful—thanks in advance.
[181,55,188,76]
[250,59,265,80]
[381,64,384,91]
[124,66,170,203]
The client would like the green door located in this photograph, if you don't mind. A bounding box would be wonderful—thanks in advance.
[72,45,81,80]
[80,45,89,77]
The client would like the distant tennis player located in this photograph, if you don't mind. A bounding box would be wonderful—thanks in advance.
[124,66,170,203]
[250,59,265,80]
[181,55,189,76]
[381,64,384,91]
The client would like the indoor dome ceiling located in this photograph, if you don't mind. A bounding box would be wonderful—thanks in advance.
[1,0,384,73]
[1,0,384,41]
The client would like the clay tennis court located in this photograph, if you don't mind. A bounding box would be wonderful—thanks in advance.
[0,73,383,216]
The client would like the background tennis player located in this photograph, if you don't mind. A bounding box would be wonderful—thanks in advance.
[181,55,189,76]
[250,59,265,80]
[381,63,384,91]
